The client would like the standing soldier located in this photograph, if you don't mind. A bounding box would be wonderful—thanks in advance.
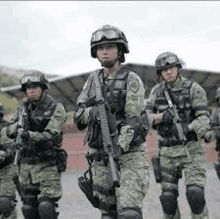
[0,104,17,219]
[6,71,67,219]
[146,52,210,219]
[204,87,220,180]
[74,24,149,219]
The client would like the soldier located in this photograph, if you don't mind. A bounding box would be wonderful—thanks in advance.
[0,104,17,219]
[145,52,210,219]
[74,24,149,219]
[204,87,220,180]
[6,71,67,219]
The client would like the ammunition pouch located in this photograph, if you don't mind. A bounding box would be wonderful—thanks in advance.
[157,123,176,138]
[121,115,147,147]
[158,132,198,147]
[86,117,103,149]
[151,156,162,183]
[56,148,68,172]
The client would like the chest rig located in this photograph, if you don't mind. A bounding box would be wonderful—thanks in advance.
[25,95,57,133]
[22,95,58,159]
[88,66,130,121]
[86,66,130,149]
[155,79,197,141]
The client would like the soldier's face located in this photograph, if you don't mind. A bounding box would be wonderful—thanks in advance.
[161,66,178,83]
[96,43,119,67]
[26,85,43,101]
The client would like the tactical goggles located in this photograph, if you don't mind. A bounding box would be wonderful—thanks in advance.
[91,29,120,43]
[156,55,179,68]
[20,75,41,84]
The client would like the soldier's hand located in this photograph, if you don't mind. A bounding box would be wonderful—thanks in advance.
[89,106,99,122]
[113,145,124,160]
[0,150,7,163]
[162,108,174,124]
[204,131,214,143]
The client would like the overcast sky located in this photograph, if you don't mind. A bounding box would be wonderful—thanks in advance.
[1,1,220,76]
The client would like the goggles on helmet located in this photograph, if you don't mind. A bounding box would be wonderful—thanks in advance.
[21,75,41,85]
[91,29,122,44]
[156,55,179,68]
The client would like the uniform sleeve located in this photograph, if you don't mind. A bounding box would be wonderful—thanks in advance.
[118,72,145,152]
[73,76,93,128]
[28,103,67,142]
[6,99,26,138]
[189,82,210,139]
[145,85,159,127]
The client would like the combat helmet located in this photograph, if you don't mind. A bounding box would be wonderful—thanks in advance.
[90,24,129,62]
[20,70,49,92]
[155,52,182,75]
[215,87,220,101]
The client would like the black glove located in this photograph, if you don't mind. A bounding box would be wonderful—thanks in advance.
[89,105,99,122]
[21,130,29,141]
[162,109,174,124]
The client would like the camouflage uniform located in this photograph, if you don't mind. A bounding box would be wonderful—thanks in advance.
[7,71,67,219]
[146,52,210,219]
[74,25,149,219]
[0,121,17,219]
[204,87,220,180]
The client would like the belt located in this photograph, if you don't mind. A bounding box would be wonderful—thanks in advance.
[159,139,183,147]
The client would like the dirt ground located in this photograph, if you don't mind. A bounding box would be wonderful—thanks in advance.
[15,165,220,219]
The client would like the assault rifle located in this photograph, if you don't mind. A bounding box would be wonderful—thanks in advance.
[13,105,27,165]
[13,104,28,198]
[164,89,191,161]
[93,71,120,188]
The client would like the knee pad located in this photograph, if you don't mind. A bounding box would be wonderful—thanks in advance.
[186,185,206,214]
[119,207,142,219]
[38,197,57,219]
[160,189,178,215]
[22,194,39,219]
[0,196,15,217]
[101,212,117,219]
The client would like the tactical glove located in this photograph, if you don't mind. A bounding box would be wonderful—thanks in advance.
[204,131,214,143]
[89,105,99,122]
[162,108,174,124]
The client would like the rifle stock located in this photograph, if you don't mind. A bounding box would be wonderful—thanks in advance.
[93,72,120,188]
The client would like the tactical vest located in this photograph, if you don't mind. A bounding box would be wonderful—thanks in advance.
[86,66,145,149]
[155,79,198,141]
[22,95,59,161]
[88,66,129,120]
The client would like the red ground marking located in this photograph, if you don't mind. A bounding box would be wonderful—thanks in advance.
[62,126,218,172]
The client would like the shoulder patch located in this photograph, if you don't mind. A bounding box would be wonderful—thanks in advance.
[195,87,204,98]
[128,76,140,93]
